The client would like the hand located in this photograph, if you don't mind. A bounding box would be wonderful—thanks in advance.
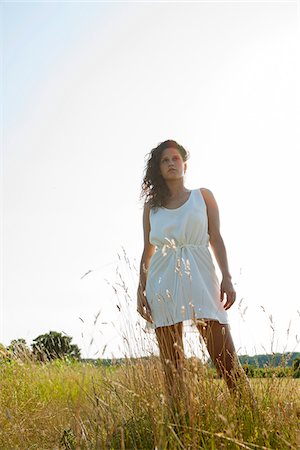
[137,286,153,323]
[220,276,236,310]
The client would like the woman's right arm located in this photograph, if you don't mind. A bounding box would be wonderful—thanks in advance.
[137,202,156,322]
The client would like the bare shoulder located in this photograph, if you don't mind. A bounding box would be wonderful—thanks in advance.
[199,188,219,212]
[200,187,215,201]
[200,187,213,196]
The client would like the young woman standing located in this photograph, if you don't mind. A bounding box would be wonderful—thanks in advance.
[137,139,252,410]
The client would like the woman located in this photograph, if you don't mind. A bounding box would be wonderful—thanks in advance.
[137,139,252,409]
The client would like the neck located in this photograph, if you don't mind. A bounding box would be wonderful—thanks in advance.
[165,180,188,197]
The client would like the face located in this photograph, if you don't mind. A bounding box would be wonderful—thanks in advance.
[159,147,187,180]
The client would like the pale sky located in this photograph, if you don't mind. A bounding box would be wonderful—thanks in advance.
[1,0,299,359]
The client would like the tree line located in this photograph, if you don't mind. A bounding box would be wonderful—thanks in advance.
[0,331,299,378]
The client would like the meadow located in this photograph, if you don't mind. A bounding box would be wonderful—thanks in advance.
[1,250,299,449]
[0,356,299,450]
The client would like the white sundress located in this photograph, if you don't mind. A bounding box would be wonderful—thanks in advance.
[145,188,229,329]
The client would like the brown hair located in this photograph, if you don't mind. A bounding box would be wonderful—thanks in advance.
[141,139,189,209]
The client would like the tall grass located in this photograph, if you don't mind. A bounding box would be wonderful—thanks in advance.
[0,356,299,449]
[1,249,299,449]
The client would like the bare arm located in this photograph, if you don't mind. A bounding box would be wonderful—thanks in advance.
[201,188,236,310]
[139,202,156,289]
[137,202,156,321]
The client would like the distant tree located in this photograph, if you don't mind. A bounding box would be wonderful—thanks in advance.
[32,331,81,362]
[7,338,32,361]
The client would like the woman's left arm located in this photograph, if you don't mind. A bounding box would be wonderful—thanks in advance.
[200,188,236,311]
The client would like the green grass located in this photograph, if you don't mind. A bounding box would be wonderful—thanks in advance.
[0,357,299,449]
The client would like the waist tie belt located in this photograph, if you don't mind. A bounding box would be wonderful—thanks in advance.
[156,242,209,276]
[156,241,208,256]
[176,244,208,249]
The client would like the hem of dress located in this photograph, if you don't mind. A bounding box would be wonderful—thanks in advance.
[144,316,230,333]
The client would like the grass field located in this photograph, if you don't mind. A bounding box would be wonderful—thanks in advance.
[0,357,299,449]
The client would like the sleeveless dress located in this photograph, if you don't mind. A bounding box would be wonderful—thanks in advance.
[145,188,229,329]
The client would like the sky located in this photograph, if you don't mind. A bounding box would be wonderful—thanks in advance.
[1,0,299,360]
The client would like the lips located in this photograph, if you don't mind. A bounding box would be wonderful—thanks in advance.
[168,168,176,172]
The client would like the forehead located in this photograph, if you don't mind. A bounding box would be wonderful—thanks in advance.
[160,147,182,159]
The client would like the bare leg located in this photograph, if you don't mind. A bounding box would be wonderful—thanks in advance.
[197,320,255,404]
[155,322,186,411]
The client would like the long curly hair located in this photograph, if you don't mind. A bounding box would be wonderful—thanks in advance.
[141,139,190,209]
